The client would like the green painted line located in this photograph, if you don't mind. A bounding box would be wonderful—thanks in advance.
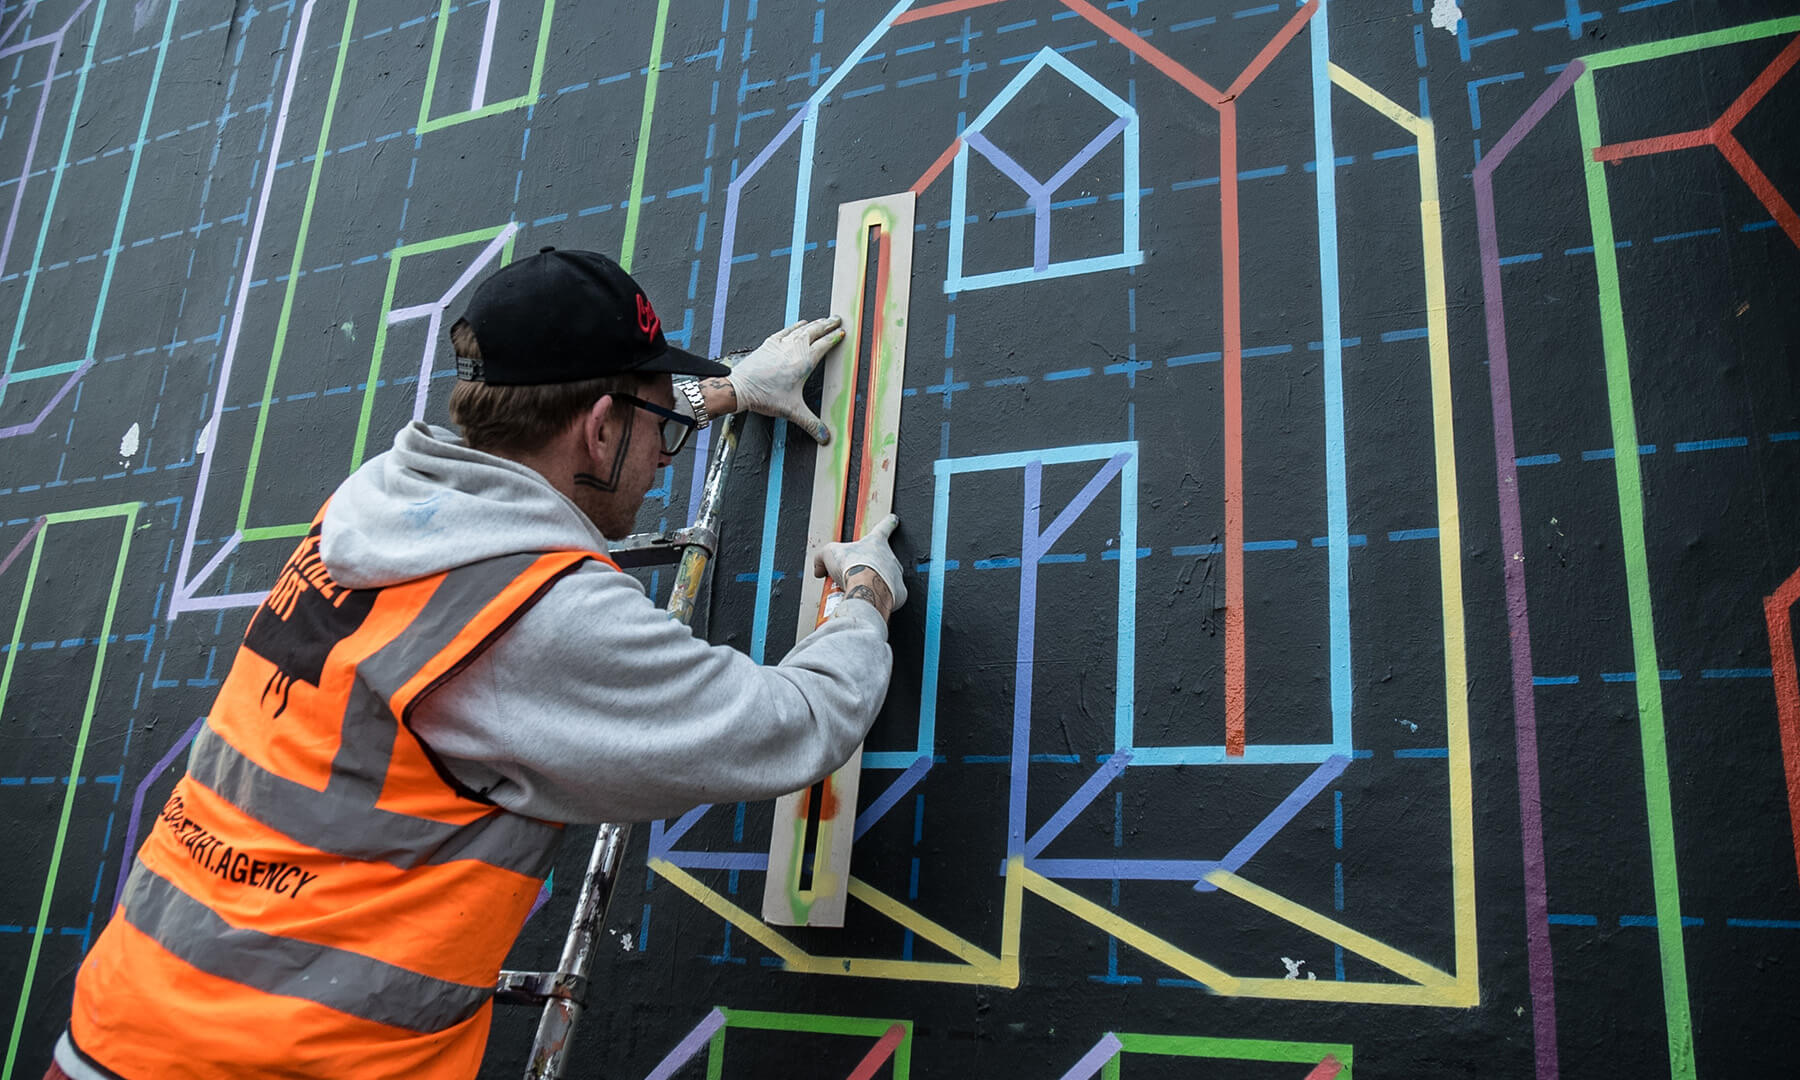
[1581,14,1800,69]
[1115,1034,1354,1069]
[718,1010,910,1038]
[619,0,673,273]
[1574,71,1697,1080]
[237,0,361,532]
[1,0,113,401]
[239,522,311,542]
[7,361,87,383]
[352,224,515,470]
[704,1026,726,1080]
[84,0,182,367]
[2,504,139,1080]
[415,0,558,135]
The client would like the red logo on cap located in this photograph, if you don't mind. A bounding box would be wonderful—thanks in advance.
[636,294,661,340]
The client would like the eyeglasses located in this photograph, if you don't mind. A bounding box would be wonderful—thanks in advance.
[611,393,698,455]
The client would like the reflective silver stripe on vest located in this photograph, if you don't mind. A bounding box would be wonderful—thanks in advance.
[187,726,561,877]
[120,862,490,1034]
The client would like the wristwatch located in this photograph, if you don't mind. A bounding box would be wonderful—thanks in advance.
[675,378,711,430]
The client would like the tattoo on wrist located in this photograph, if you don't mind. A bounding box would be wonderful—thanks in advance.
[702,376,739,414]
[839,566,892,615]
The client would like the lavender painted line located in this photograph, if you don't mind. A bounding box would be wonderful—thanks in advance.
[690,106,813,521]
[1023,750,1132,857]
[1194,753,1349,890]
[651,803,715,854]
[965,117,1129,274]
[643,1008,728,1080]
[0,519,45,581]
[0,1,45,49]
[854,753,933,841]
[525,874,551,923]
[0,2,94,303]
[660,850,767,871]
[1471,59,1585,1080]
[0,362,92,440]
[112,717,205,912]
[1056,1033,1124,1080]
[0,29,50,58]
[1028,857,1224,880]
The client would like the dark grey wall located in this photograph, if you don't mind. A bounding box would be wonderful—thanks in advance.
[2,0,1797,1077]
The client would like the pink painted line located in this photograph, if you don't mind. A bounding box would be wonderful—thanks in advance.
[1055,1033,1123,1080]
[172,0,319,617]
[0,518,46,581]
[1303,1054,1345,1080]
[0,361,93,440]
[642,1008,728,1080]
[1472,58,1585,1080]
[844,1024,907,1080]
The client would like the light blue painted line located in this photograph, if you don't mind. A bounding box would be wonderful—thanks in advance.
[1533,675,1580,686]
[1242,344,1293,357]
[1040,553,1087,564]
[984,375,1029,386]
[1387,528,1439,541]
[1312,534,1367,547]
[1771,431,1799,442]
[1116,451,1138,754]
[1171,543,1223,556]
[1099,547,1150,561]
[1371,144,1418,159]
[1243,539,1298,551]
[997,19,1037,32]
[1701,668,1773,679]
[1380,327,1429,342]
[5,361,85,382]
[1394,747,1449,758]
[919,454,953,760]
[1170,176,1220,190]
[946,251,1143,293]
[1314,0,1351,763]
[842,83,884,99]
[1499,252,1543,265]
[974,557,1022,569]
[1582,448,1614,460]
[1240,164,1287,180]
[1674,437,1747,452]
[1044,367,1092,380]
[1127,743,1344,766]
[1167,352,1222,366]
[895,41,935,55]
[1515,453,1562,466]
[1548,913,1598,925]
[1170,16,1217,31]
[897,72,937,87]
[1652,227,1720,244]
[1234,4,1279,17]
[1742,220,1778,232]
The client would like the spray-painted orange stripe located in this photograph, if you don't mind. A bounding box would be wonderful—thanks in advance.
[1716,132,1800,250]
[912,138,961,196]
[893,0,1008,25]
[1225,0,1320,100]
[854,227,892,538]
[1591,128,1710,163]
[844,1023,908,1080]
[1712,33,1800,133]
[1057,0,1225,104]
[1765,567,1800,892]
[1221,103,1246,757]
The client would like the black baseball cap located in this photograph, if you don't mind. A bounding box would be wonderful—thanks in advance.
[453,247,730,384]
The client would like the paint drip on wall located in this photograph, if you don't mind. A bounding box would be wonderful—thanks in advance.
[119,422,140,462]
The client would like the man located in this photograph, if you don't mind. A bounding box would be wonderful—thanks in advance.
[52,248,907,1079]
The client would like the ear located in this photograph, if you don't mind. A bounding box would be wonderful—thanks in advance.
[583,394,614,454]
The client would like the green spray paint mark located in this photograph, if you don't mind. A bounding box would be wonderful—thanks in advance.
[2,503,141,1080]
[1,0,114,399]
[1573,70,1695,1080]
[782,814,815,924]
[237,0,362,531]
[416,0,558,134]
[620,0,673,273]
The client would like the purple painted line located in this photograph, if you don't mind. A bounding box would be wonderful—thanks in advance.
[1056,1033,1123,1080]
[1023,749,1131,857]
[1045,116,1130,194]
[1028,857,1223,880]
[0,518,45,580]
[1037,452,1130,552]
[1008,462,1044,855]
[643,1008,728,1080]
[662,850,767,871]
[0,1,45,49]
[965,116,1128,275]
[1195,752,1350,890]
[1473,63,1583,1080]
[0,30,51,58]
[653,803,715,853]
[525,875,552,923]
[854,753,933,841]
[112,716,205,912]
[0,0,92,283]
[0,362,92,439]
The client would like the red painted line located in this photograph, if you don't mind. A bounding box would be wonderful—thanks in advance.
[853,226,892,537]
[912,138,961,197]
[1058,0,1225,106]
[844,1024,908,1080]
[1220,102,1246,758]
[1303,1054,1345,1080]
[1715,132,1800,251]
[893,0,1008,25]
[0,517,45,581]
[1224,0,1320,100]
[1712,33,1800,135]
[1591,128,1710,163]
[1766,566,1800,893]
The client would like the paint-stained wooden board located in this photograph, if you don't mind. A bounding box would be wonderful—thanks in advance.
[762,191,915,928]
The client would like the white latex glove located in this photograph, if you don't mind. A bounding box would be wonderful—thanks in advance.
[812,514,907,613]
[727,316,845,444]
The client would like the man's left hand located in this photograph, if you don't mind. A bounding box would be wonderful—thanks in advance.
[727,316,845,444]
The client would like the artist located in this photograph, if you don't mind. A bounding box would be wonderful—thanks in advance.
[49,248,907,1079]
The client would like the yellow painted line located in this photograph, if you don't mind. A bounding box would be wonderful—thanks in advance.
[848,877,1005,969]
[1018,866,1242,994]
[647,860,809,967]
[1328,61,1480,994]
[1204,870,1456,987]
[1231,977,1475,1007]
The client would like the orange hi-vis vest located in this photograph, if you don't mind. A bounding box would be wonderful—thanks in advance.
[67,518,614,1079]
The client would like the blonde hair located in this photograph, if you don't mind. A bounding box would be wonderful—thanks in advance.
[447,319,649,454]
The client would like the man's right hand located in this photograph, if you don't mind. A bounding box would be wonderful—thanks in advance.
[812,514,906,621]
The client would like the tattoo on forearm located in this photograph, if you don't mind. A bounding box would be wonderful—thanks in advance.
[845,584,882,606]
[701,376,738,413]
[839,565,891,613]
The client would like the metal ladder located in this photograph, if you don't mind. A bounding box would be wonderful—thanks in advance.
[493,414,743,1080]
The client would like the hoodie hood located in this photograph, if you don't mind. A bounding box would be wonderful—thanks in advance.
[320,422,607,589]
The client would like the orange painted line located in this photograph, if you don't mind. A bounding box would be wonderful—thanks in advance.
[1591,128,1710,163]
[1303,1055,1346,1080]
[913,138,961,196]
[1058,0,1225,105]
[1715,132,1800,250]
[1220,102,1246,757]
[844,1024,908,1080]
[893,0,1008,25]
[1712,33,1800,134]
[1765,566,1800,893]
[1224,0,1320,100]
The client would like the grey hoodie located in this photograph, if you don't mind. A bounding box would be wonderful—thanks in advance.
[318,422,892,825]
